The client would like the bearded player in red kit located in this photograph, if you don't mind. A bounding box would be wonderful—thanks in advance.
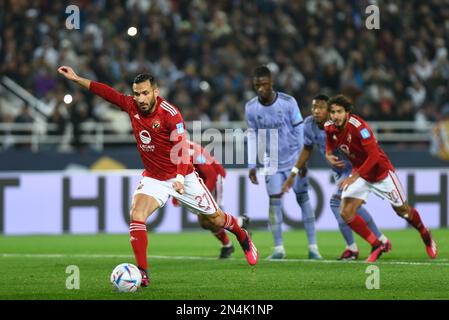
[324,94,437,262]
[58,66,258,287]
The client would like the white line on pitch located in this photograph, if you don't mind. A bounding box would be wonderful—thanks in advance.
[0,253,447,266]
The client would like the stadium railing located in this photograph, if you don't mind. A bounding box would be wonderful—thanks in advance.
[0,120,434,152]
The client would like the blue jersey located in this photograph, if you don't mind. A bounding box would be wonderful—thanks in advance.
[303,115,352,176]
[246,92,304,172]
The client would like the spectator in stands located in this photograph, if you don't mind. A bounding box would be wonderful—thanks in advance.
[13,103,34,150]
[0,0,448,135]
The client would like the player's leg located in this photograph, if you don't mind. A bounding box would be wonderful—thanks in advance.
[292,170,322,259]
[206,208,258,265]
[392,203,437,258]
[341,196,391,263]
[130,178,171,286]
[195,175,249,259]
[265,172,286,259]
[197,213,234,259]
[334,171,386,258]
[173,172,258,265]
[379,171,437,258]
[330,194,358,260]
[334,195,388,260]
[340,177,391,262]
[129,194,160,287]
[340,178,381,246]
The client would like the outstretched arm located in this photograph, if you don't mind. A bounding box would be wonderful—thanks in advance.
[58,65,128,110]
[57,66,91,89]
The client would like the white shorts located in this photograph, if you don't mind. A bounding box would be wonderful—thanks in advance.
[133,171,218,215]
[342,170,406,207]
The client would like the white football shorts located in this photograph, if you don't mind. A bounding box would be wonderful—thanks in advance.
[133,171,218,215]
[342,170,406,207]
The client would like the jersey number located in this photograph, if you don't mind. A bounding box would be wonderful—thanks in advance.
[195,193,211,211]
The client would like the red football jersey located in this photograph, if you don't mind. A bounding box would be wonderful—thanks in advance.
[324,114,394,182]
[89,81,193,181]
[188,141,226,192]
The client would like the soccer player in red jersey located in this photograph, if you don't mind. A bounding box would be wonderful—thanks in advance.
[58,66,259,286]
[324,94,438,262]
[171,140,250,259]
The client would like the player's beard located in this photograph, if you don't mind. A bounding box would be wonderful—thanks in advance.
[335,115,348,129]
[140,97,156,115]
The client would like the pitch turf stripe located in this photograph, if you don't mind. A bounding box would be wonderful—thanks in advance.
[1,253,448,266]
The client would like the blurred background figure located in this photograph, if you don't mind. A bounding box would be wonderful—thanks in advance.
[13,103,34,150]
[430,104,449,161]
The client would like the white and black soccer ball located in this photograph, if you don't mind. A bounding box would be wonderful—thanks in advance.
[110,263,142,292]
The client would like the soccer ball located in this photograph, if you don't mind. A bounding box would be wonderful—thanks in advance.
[110,263,142,292]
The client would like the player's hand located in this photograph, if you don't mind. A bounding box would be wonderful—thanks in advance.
[249,168,258,185]
[340,173,360,191]
[282,174,295,193]
[172,181,185,195]
[57,66,78,81]
[326,154,345,169]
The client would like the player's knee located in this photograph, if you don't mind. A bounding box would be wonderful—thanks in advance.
[295,192,310,204]
[394,204,410,218]
[197,215,211,230]
[339,205,355,222]
[130,209,146,222]
[207,209,225,228]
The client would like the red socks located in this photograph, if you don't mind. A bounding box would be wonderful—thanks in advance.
[129,220,148,271]
[407,207,429,238]
[223,213,247,243]
[347,215,381,247]
[213,229,231,246]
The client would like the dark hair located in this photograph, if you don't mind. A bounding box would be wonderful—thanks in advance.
[328,94,353,112]
[133,73,157,87]
[253,65,271,78]
[312,94,329,102]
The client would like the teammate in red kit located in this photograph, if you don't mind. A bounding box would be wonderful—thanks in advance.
[325,94,438,262]
[172,140,250,259]
[57,66,259,287]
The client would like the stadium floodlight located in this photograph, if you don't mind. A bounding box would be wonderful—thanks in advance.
[128,27,138,37]
[63,94,73,104]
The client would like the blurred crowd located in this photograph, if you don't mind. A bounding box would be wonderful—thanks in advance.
[1,0,449,139]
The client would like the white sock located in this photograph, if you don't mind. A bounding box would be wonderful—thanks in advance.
[379,234,388,244]
[309,244,318,252]
[347,243,358,251]
[222,242,233,248]
[274,245,285,252]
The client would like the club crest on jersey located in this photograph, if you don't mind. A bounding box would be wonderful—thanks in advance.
[152,119,161,132]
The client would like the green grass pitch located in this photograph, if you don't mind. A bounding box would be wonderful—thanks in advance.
[1,229,448,300]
